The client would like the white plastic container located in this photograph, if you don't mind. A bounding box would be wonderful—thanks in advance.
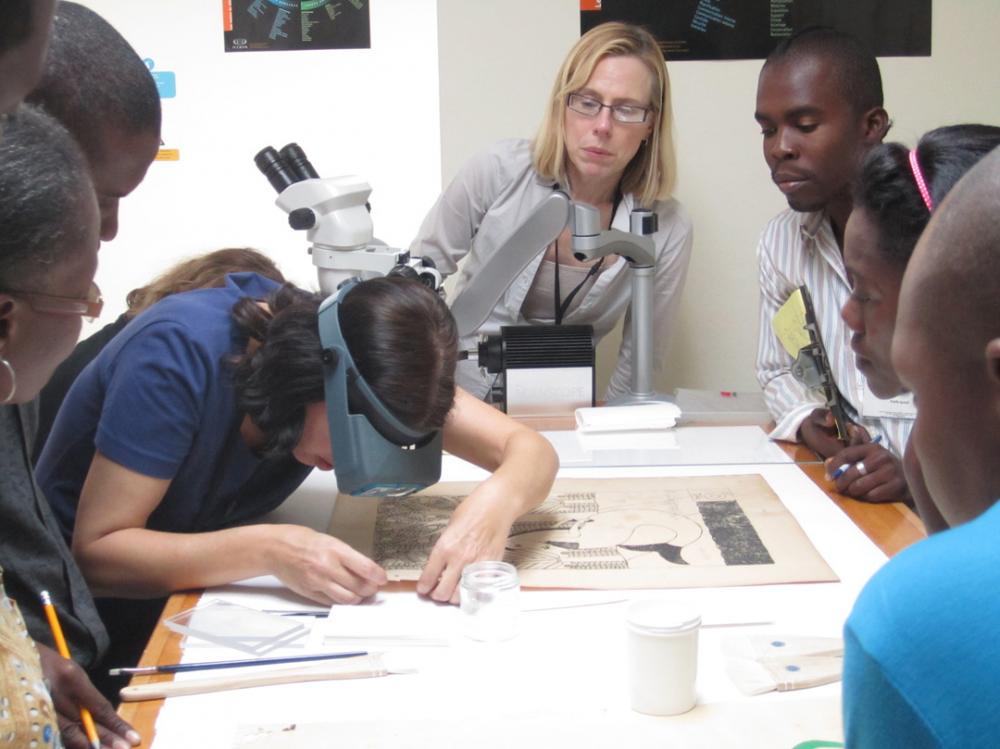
[459,561,519,641]
[626,600,701,715]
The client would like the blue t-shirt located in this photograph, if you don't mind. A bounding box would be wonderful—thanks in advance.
[37,273,311,540]
[842,500,1000,747]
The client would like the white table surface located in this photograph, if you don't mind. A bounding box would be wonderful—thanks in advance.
[149,429,880,748]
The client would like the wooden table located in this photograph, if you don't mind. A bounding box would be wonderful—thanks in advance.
[118,429,926,744]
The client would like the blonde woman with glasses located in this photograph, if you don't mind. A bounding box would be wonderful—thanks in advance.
[410,22,692,402]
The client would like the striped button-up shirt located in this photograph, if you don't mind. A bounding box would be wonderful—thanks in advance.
[755,209,912,457]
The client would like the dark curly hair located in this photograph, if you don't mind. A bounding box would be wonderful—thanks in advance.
[229,277,458,459]
[853,124,1000,267]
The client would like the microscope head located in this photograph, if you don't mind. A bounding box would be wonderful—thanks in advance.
[256,143,374,251]
[257,143,436,295]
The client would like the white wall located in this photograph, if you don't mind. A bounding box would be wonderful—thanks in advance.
[77,0,1000,396]
[76,0,441,336]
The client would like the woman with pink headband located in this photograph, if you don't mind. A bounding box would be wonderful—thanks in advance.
[839,124,1000,531]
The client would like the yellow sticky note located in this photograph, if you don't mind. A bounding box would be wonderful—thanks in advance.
[771,288,810,357]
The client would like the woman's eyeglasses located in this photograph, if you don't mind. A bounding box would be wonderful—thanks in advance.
[566,93,651,124]
[2,281,104,322]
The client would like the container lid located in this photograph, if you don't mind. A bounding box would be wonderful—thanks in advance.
[626,600,701,635]
[460,561,519,591]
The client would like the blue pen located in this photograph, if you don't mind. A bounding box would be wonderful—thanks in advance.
[831,434,882,479]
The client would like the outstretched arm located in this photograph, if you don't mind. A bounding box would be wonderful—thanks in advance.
[418,388,559,603]
[71,452,387,605]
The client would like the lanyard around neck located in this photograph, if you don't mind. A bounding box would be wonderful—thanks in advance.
[553,185,624,325]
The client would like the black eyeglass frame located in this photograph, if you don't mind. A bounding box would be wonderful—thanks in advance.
[565,93,653,124]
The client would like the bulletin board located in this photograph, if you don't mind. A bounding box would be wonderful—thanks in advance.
[581,0,932,60]
[223,0,370,53]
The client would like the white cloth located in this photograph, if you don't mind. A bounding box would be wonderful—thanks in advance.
[575,403,680,433]
[754,209,912,457]
[410,139,693,401]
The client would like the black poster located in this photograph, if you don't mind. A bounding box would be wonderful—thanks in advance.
[224,0,370,53]
[581,0,931,61]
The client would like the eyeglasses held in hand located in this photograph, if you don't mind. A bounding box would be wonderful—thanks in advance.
[3,281,104,322]
[566,93,651,124]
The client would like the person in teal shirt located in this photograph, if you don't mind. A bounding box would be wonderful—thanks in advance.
[842,146,1000,746]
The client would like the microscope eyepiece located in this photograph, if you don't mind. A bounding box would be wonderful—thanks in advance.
[255,146,298,194]
[279,143,320,181]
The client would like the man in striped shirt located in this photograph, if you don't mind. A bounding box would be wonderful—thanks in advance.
[753,28,912,504]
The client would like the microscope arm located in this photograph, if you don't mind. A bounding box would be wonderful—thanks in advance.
[450,190,572,340]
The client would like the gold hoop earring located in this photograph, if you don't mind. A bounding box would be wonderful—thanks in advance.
[0,357,15,404]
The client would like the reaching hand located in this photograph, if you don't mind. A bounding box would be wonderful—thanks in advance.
[417,488,516,604]
[266,525,387,605]
[36,643,140,749]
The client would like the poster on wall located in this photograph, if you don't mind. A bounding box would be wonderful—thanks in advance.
[145,58,180,161]
[580,0,931,61]
[222,0,370,53]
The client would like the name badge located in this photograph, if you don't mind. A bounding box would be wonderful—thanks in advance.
[860,381,916,420]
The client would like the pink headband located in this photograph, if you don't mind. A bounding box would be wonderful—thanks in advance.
[908,149,934,212]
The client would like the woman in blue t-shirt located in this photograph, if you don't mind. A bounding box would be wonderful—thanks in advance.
[38,273,558,612]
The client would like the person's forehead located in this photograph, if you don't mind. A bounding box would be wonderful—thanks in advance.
[845,209,896,277]
[583,55,652,92]
[757,54,847,114]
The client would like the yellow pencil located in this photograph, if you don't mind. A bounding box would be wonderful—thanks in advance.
[39,590,101,749]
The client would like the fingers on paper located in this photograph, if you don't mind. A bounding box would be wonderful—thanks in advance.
[416,543,464,603]
[324,549,387,604]
[289,536,386,605]
[416,551,445,598]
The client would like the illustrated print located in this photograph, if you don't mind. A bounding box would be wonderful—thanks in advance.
[330,475,837,589]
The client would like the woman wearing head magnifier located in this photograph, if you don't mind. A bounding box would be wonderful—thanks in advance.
[36,270,557,675]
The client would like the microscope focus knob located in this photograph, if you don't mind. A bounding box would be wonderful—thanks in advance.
[288,207,316,231]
